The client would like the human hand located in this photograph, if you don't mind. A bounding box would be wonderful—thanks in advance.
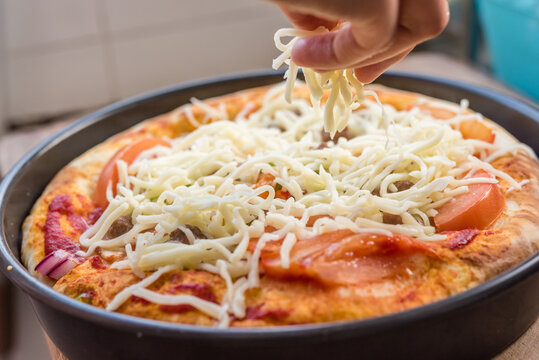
[271,0,449,83]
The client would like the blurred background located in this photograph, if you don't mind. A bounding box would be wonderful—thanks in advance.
[0,0,537,359]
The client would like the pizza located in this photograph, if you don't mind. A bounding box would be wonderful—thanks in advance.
[20,76,539,328]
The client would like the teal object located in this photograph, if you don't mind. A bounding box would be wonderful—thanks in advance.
[477,0,539,101]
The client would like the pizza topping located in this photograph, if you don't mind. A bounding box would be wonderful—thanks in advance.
[259,231,436,286]
[169,225,207,244]
[158,283,218,313]
[321,127,353,143]
[434,170,505,231]
[104,216,133,239]
[75,291,96,304]
[80,80,531,327]
[95,137,171,208]
[458,120,495,143]
[44,194,84,255]
[243,303,290,321]
[442,229,481,250]
[90,255,107,269]
[35,249,78,279]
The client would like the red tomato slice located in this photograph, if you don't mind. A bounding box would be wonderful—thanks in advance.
[94,137,171,208]
[434,170,505,232]
[410,105,495,143]
[410,104,456,120]
[254,173,291,200]
[373,91,417,111]
[458,120,495,143]
[258,230,437,286]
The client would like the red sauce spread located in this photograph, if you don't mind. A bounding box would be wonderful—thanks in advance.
[43,194,103,255]
[131,296,151,305]
[49,194,87,232]
[90,256,107,269]
[158,283,217,313]
[244,303,290,320]
[43,195,82,255]
[443,229,481,250]
[87,208,104,225]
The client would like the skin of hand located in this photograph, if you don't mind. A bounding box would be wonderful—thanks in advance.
[270,0,450,83]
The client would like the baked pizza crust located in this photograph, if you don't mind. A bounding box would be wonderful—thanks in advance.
[21,84,539,326]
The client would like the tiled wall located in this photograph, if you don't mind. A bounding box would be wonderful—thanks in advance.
[1,0,289,126]
[0,0,6,134]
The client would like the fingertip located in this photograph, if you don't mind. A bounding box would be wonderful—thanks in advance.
[291,33,338,70]
[291,37,318,67]
[291,38,308,64]
[354,68,381,84]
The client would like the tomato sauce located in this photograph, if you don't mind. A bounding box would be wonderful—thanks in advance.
[244,303,290,320]
[158,283,217,313]
[90,256,107,269]
[443,229,481,250]
[43,195,83,255]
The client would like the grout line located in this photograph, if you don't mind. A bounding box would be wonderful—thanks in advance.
[0,0,10,135]
[6,4,284,60]
[95,0,121,101]
[6,34,102,59]
[109,4,283,43]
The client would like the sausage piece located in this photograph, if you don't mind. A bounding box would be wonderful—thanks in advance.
[104,216,133,239]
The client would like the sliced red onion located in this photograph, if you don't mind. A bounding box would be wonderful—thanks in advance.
[48,258,77,280]
[35,249,77,279]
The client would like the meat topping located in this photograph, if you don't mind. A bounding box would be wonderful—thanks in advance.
[382,212,403,225]
[392,180,414,192]
[169,225,207,244]
[105,216,133,239]
[321,127,353,143]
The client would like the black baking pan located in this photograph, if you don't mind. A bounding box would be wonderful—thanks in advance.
[0,71,538,360]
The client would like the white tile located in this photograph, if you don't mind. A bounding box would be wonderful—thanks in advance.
[113,12,289,98]
[7,45,112,119]
[104,0,260,34]
[0,0,7,134]
[5,0,100,50]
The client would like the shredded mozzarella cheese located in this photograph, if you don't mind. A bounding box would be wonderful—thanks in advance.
[272,27,365,138]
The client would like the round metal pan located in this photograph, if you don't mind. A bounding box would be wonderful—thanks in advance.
[0,71,538,360]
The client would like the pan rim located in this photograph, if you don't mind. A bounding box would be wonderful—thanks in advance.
[1,69,538,340]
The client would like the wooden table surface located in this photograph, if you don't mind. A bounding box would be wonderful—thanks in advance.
[0,52,537,360]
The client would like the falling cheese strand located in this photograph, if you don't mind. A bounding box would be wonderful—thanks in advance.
[272,27,365,138]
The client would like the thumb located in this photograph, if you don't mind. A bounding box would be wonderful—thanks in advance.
[291,7,398,70]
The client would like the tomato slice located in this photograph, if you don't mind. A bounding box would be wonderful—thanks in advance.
[434,170,505,232]
[95,137,171,208]
[458,120,495,143]
[254,173,291,200]
[410,105,495,143]
[410,104,456,120]
[258,230,436,286]
[373,91,417,111]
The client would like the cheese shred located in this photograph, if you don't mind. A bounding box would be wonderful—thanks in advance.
[272,27,365,137]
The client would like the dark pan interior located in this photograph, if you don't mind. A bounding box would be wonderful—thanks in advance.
[0,71,538,360]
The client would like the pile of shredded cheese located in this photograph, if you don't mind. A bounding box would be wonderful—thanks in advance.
[76,29,537,328]
[272,27,365,137]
